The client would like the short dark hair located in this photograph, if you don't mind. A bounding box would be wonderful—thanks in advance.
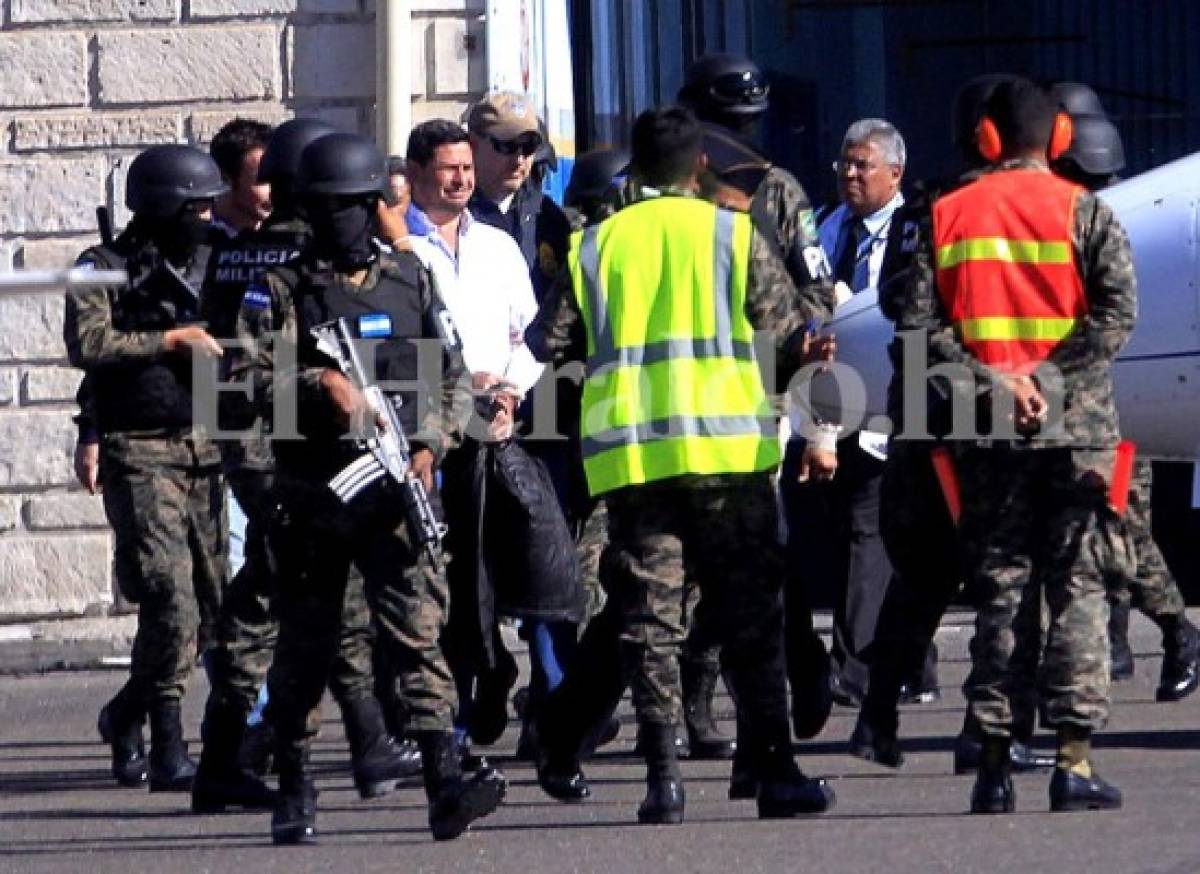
[406,120,470,167]
[209,118,273,181]
[984,78,1057,155]
[631,105,702,187]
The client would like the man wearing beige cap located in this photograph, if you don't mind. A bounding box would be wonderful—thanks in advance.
[464,91,571,304]
[463,92,579,760]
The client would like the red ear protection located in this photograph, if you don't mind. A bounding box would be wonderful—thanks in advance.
[976,112,1074,163]
[1048,111,1073,161]
[975,117,1003,163]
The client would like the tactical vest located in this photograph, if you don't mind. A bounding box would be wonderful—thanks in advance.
[203,218,306,341]
[80,242,200,434]
[278,256,429,479]
[568,195,780,496]
[932,169,1086,375]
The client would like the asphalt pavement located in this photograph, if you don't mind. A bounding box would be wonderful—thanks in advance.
[0,611,1197,874]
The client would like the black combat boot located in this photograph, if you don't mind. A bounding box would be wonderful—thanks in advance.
[418,731,506,841]
[788,626,834,740]
[954,732,1054,774]
[681,659,736,760]
[469,649,519,746]
[848,712,904,769]
[97,686,148,788]
[1109,601,1134,681]
[271,747,318,845]
[636,722,685,825]
[755,741,836,818]
[191,698,277,814]
[1155,615,1199,702]
[969,738,1015,814]
[1049,767,1123,811]
[148,699,197,792]
[340,696,423,799]
[237,720,275,777]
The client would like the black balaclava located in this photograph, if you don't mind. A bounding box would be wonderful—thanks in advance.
[308,197,377,272]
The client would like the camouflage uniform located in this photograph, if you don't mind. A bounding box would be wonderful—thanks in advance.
[898,158,1138,736]
[65,239,228,707]
[229,250,471,762]
[1111,458,1187,618]
[203,214,378,721]
[527,184,835,740]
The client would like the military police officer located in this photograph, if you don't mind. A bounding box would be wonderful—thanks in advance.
[65,145,229,793]
[228,131,504,843]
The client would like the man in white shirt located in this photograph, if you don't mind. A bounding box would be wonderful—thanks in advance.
[404,119,547,761]
[783,119,940,709]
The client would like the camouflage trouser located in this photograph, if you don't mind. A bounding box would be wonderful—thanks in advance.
[603,474,790,748]
[205,508,377,718]
[266,477,455,759]
[959,446,1134,735]
[1109,458,1187,618]
[100,433,227,704]
[576,500,609,620]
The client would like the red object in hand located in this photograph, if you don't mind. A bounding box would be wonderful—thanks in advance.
[1110,440,1136,516]
[930,445,962,526]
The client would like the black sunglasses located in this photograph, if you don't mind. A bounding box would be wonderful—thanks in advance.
[489,135,540,157]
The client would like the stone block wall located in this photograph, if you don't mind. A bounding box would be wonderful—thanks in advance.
[0,0,486,621]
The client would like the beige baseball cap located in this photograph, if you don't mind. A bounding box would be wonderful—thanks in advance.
[465,92,542,141]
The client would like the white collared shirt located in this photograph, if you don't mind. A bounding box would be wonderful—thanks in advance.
[817,192,905,294]
[405,203,545,395]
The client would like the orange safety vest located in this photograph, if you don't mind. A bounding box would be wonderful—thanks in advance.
[932,168,1087,374]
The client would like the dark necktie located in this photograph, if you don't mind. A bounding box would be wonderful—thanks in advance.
[835,216,867,288]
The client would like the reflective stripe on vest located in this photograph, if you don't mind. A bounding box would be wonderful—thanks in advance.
[568,196,780,496]
[933,169,1086,374]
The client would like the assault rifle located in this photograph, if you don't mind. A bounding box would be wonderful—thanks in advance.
[312,317,447,570]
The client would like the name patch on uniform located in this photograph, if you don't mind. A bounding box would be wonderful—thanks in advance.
[242,283,271,310]
[802,245,832,281]
[901,220,920,253]
[358,313,393,339]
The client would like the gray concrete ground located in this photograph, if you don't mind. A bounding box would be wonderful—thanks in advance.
[0,611,1197,874]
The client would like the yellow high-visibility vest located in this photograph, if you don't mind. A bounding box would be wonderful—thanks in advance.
[568,195,780,496]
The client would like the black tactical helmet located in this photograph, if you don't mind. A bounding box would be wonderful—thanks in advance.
[678,54,770,119]
[295,132,393,203]
[125,144,227,218]
[1055,113,1126,177]
[564,148,630,208]
[257,117,338,187]
[1050,81,1108,119]
[951,73,1023,147]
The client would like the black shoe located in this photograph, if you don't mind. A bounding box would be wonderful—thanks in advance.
[954,734,1053,774]
[638,776,685,824]
[848,715,904,769]
[681,658,736,760]
[354,736,423,799]
[1156,617,1199,702]
[191,765,278,814]
[537,760,591,802]
[148,700,196,792]
[1049,767,1122,811]
[728,755,758,800]
[897,683,941,705]
[970,766,1015,814]
[469,654,518,746]
[97,700,148,788]
[757,766,836,818]
[829,674,863,709]
[637,722,685,825]
[420,731,506,841]
[271,778,318,845]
